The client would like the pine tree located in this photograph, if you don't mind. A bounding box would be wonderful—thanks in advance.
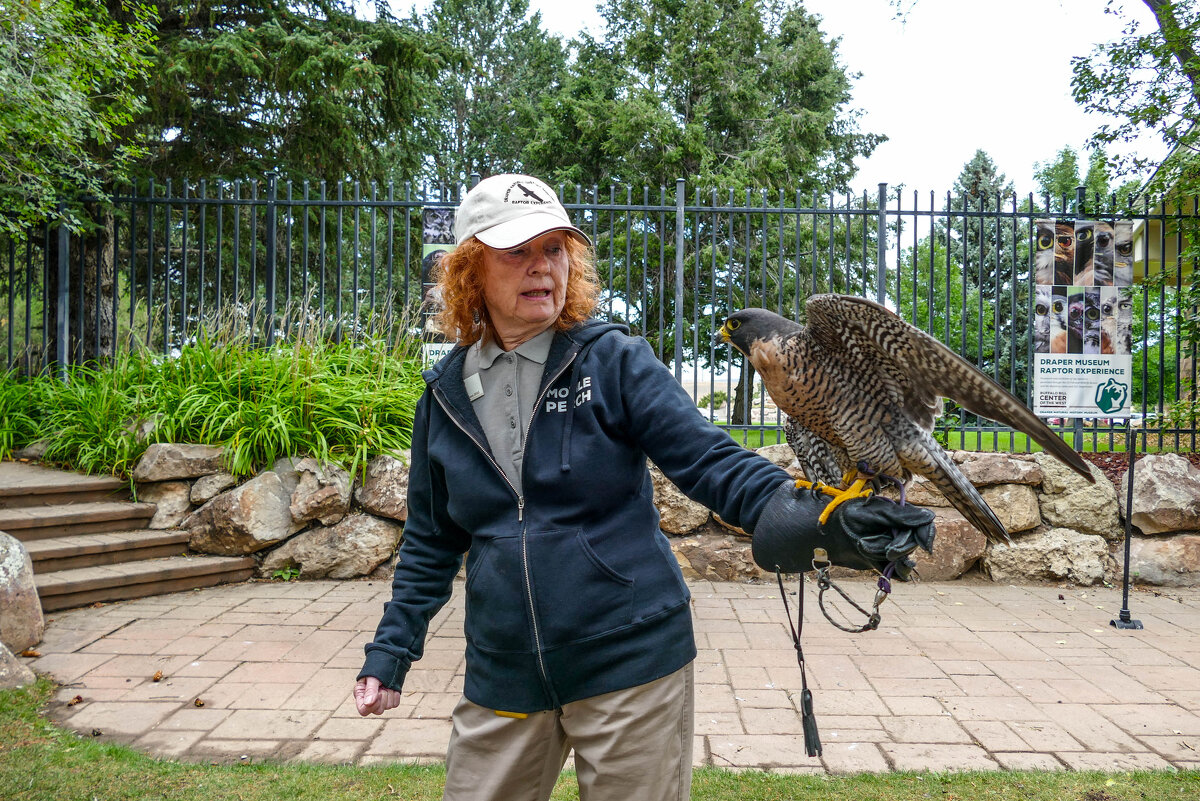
[111,0,456,182]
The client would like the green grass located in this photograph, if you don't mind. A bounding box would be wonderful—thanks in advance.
[2,679,1197,800]
[728,428,785,448]
[0,326,426,479]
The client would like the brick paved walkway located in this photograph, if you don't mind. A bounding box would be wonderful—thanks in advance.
[24,577,1200,773]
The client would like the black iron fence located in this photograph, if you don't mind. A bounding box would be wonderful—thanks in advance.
[3,176,1197,451]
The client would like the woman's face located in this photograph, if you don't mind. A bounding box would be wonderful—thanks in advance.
[480,231,570,347]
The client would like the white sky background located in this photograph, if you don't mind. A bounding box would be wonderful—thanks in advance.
[395,0,1167,195]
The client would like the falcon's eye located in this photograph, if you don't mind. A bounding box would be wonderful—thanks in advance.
[1077,228,1093,244]
[727,319,741,331]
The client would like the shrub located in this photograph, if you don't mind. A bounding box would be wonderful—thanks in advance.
[0,327,426,479]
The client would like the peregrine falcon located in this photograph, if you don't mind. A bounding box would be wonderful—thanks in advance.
[718,295,1095,544]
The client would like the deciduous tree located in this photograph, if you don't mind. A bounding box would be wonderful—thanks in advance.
[0,0,155,234]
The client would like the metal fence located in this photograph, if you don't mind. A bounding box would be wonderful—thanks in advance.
[3,175,1197,451]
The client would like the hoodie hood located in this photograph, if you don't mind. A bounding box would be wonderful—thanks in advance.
[422,318,629,388]
[421,318,630,477]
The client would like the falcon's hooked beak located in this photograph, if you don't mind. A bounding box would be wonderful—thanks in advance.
[714,320,734,347]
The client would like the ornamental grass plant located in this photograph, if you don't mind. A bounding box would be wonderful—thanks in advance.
[1,305,426,479]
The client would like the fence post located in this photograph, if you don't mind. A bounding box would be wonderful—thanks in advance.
[876,183,888,304]
[674,178,686,382]
[55,203,69,379]
[264,171,278,346]
[1071,184,1088,452]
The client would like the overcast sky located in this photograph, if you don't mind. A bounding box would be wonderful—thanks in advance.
[403,0,1166,195]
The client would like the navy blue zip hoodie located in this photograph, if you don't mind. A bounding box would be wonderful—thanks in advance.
[359,319,790,712]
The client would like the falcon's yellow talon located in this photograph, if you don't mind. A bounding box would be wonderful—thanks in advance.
[817,477,873,525]
[795,478,842,498]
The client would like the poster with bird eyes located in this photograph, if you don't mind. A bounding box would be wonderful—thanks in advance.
[421,207,456,365]
[1032,218,1135,418]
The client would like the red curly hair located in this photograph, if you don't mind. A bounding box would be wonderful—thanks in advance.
[433,235,600,346]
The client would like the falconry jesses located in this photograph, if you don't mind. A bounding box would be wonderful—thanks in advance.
[718,295,1094,544]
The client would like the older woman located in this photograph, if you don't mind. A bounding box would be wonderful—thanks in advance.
[355,174,933,801]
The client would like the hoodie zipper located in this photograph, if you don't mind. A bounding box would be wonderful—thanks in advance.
[431,343,581,705]
[432,386,521,507]
[515,347,579,702]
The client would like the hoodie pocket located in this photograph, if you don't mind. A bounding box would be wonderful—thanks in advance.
[463,536,532,653]
[527,529,635,648]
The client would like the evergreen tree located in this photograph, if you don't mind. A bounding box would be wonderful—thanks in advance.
[111,0,456,182]
[898,151,1024,399]
[412,0,569,186]
[525,0,882,193]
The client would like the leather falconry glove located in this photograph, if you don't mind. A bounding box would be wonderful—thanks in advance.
[752,481,936,579]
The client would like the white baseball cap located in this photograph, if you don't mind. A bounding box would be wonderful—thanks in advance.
[453,174,591,249]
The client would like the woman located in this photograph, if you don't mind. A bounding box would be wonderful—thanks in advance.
[355,174,933,801]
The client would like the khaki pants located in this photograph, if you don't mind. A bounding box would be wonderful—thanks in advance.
[442,663,694,801]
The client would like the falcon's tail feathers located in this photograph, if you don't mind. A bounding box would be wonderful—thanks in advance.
[903,430,1011,546]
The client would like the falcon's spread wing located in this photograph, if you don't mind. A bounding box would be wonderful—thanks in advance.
[804,295,1091,480]
[720,296,1094,545]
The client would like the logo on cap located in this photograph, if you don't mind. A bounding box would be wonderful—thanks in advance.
[503,181,551,206]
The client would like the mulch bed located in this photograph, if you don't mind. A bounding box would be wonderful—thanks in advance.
[1078,450,1200,491]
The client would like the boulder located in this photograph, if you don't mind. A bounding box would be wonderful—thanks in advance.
[650,465,710,535]
[1036,454,1121,540]
[952,451,1043,486]
[671,532,768,582]
[259,513,402,579]
[133,443,224,482]
[1127,534,1200,587]
[122,414,160,442]
[1120,453,1200,535]
[980,483,1041,534]
[12,440,49,461]
[755,444,799,471]
[136,481,192,529]
[911,508,986,580]
[286,458,351,526]
[711,513,749,539]
[355,454,411,522]
[982,527,1111,585]
[0,533,43,652]
[271,457,303,494]
[0,641,35,689]
[907,475,950,507]
[190,472,237,505]
[184,471,302,555]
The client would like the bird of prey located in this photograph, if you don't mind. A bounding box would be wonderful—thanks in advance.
[1033,286,1052,353]
[719,295,1095,544]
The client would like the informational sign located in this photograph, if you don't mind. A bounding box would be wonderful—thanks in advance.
[1031,218,1134,418]
[421,208,455,367]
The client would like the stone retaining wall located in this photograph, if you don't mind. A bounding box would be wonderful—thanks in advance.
[129,442,1200,587]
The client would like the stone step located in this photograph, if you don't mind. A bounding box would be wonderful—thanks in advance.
[24,530,190,573]
[0,462,130,508]
[0,501,157,541]
[34,555,257,612]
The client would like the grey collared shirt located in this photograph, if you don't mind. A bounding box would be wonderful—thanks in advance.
[463,327,555,493]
